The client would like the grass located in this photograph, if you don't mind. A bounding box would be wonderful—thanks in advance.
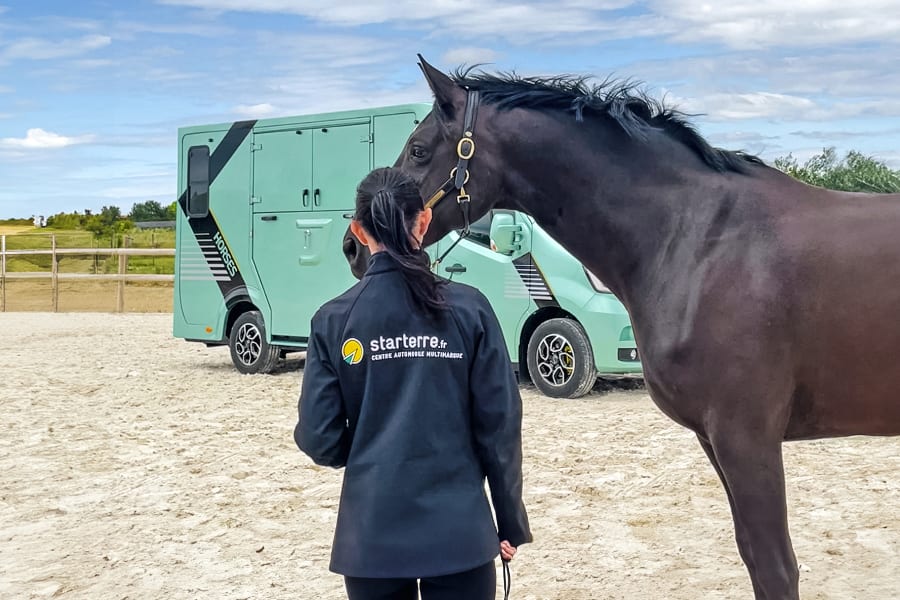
[1,228,176,275]
[2,228,175,249]
[0,225,36,235]
[1,225,176,312]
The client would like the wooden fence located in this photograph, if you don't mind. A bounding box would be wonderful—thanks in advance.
[0,235,174,312]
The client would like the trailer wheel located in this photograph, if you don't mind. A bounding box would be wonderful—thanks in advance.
[526,318,596,398]
[229,311,280,374]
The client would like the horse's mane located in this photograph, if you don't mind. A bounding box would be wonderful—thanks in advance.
[451,68,763,174]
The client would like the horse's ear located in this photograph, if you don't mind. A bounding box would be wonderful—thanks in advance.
[418,54,466,123]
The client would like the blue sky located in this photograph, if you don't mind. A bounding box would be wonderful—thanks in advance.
[1,0,899,219]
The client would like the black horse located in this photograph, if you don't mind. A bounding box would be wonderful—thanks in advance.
[343,57,900,599]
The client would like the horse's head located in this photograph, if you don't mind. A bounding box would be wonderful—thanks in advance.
[342,227,370,279]
[400,56,506,246]
[341,56,506,278]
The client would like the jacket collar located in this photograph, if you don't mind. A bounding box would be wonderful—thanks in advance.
[364,252,400,276]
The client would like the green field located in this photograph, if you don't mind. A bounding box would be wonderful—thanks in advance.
[1,228,175,275]
[1,228,176,312]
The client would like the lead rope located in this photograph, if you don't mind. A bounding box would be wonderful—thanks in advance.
[502,559,511,600]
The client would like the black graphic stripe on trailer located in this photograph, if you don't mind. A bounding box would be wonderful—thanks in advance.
[177,120,256,300]
[513,254,558,308]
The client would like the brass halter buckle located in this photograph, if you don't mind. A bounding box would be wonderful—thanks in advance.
[456,136,475,160]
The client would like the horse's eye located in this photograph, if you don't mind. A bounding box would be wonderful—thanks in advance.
[410,144,429,163]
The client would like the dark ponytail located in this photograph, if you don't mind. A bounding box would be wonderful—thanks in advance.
[355,167,447,317]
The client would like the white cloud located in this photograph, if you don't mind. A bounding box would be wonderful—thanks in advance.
[158,1,636,37]
[679,91,818,120]
[0,34,111,62]
[709,130,780,144]
[115,20,234,38]
[37,16,103,32]
[629,51,900,99]
[789,128,900,142]
[680,91,900,122]
[442,47,501,66]
[650,0,900,49]
[233,103,278,118]
[623,49,900,126]
[229,32,418,113]
[0,128,96,150]
[159,0,477,23]
[98,183,174,200]
[876,151,900,169]
[70,58,116,69]
[0,84,12,93]
[156,1,900,49]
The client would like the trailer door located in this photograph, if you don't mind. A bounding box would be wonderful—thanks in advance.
[252,122,370,340]
[251,129,313,213]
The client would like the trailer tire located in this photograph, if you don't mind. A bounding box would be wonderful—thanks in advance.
[229,311,280,374]
[526,318,596,398]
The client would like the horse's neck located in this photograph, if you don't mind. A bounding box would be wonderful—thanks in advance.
[507,135,742,308]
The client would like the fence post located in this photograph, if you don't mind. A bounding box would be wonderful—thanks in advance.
[51,234,59,312]
[116,248,127,313]
[1,235,6,313]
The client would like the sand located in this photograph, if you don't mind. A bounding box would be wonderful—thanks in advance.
[0,281,173,313]
[1,313,897,599]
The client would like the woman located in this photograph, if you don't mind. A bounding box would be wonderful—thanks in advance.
[294,167,531,600]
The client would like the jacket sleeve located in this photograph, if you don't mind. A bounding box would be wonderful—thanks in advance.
[468,295,533,547]
[294,316,351,468]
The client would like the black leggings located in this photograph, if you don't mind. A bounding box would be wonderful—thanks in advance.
[344,561,496,600]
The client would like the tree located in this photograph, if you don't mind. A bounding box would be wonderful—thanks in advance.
[46,211,88,229]
[85,205,133,244]
[130,200,170,222]
[774,147,900,193]
[165,201,178,220]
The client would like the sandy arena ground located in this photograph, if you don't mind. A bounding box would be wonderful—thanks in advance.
[1,313,897,599]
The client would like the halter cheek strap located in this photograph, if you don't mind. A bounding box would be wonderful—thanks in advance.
[424,89,479,211]
[426,89,480,269]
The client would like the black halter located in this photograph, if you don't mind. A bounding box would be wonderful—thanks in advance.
[424,89,480,269]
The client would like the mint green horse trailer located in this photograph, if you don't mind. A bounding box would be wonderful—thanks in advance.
[173,103,641,398]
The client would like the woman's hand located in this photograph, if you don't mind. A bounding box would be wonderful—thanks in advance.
[500,540,517,561]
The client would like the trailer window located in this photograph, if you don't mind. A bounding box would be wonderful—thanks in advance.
[187,145,210,218]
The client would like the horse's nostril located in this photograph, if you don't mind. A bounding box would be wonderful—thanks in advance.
[342,237,357,258]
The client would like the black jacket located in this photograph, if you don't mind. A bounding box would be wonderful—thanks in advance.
[295,252,531,578]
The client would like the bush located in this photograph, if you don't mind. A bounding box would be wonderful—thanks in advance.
[775,147,900,193]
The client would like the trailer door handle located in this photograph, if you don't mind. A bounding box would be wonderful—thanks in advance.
[302,188,310,207]
[444,263,467,274]
[261,215,277,221]
[313,188,321,207]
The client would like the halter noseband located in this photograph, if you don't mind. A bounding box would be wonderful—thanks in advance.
[425,89,480,269]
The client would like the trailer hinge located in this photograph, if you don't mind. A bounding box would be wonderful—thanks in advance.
[250,195,261,204]
[362,132,374,143]
[251,143,263,152]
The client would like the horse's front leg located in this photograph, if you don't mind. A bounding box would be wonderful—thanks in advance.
[704,423,799,600]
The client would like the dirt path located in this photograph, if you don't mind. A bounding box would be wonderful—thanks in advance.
[1,313,897,599]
